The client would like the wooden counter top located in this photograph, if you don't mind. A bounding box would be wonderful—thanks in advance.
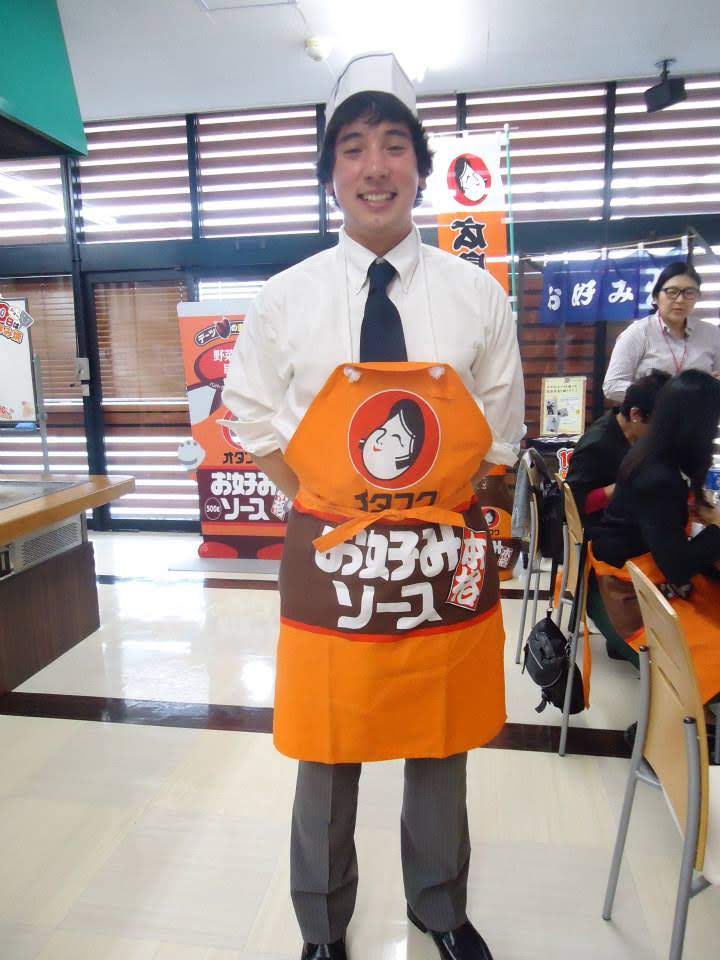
[0,475,135,542]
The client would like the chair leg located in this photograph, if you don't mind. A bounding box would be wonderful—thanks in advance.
[530,566,541,629]
[558,616,580,757]
[668,719,704,960]
[559,563,586,757]
[602,768,640,920]
[515,558,533,665]
[554,526,569,627]
[669,869,693,960]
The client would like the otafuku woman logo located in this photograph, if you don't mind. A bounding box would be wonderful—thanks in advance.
[447,154,492,207]
[348,390,441,490]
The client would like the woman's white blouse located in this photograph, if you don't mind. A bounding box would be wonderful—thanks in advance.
[603,312,720,403]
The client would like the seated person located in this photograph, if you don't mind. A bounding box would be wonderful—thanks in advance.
[567,371,669,664]
[567,370,670,539]
[592,370,720,705]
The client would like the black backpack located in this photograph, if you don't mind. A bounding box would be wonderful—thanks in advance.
[522,613,584,715]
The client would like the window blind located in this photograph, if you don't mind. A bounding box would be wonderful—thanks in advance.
[197,105,319,238]
[465,83,607,222]
[77,116,192,243]
[612,74,720,219]
[93,280,194,519]
[0,159,66,245]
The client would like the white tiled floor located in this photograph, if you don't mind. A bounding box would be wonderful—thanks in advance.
[2,532,718,958]
[20,532,642,729]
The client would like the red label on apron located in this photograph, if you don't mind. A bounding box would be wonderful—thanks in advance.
[447,529,488,611]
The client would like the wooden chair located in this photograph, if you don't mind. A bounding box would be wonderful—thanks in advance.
[557,479,589,756]
[603,562,720,960]
[514,450,545,665]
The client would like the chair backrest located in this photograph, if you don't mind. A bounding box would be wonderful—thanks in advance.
[559,479,587,617]
[560,478,583,552]
[627,562,710,873]
[520,451,542,562]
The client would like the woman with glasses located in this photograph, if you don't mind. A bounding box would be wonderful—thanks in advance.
[603,262,717,402]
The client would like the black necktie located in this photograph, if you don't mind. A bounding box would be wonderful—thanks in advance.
[359,259,407,362]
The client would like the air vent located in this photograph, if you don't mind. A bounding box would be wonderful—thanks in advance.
[13,518,83,574]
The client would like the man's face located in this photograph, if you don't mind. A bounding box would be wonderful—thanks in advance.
[327,116,423,255]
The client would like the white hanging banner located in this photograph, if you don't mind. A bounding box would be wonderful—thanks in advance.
[425,133,508,290]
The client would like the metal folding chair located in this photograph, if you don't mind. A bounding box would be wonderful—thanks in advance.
[603,562,720,960]
[558,479,588,756]
[514,451,544,665]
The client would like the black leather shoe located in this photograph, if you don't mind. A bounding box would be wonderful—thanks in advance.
[407,905,494,960]
[300,939,347,959]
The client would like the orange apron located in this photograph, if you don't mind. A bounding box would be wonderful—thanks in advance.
[274,361,506,764]
[590,547,720,704]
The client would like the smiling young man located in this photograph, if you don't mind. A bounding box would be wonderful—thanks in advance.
[223,54,524,960]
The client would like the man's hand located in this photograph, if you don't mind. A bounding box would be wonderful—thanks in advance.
[603,483,616,499]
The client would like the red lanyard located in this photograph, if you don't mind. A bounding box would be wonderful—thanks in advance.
[658,315,688,374]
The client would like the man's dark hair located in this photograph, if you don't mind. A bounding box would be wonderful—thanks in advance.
[619,369,671,419]
[651,261,702,302]
[317,91,433,205]
[619,369,720,507]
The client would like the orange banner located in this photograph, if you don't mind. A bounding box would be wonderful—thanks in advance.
[177,302,287,561]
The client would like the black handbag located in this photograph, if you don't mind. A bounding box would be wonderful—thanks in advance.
[522,612,584,715]
[527,450,565,562]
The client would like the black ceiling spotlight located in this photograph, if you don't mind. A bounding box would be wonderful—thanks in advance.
[644,58,687,113]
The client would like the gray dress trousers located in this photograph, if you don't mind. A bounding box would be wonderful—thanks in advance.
[290,752,470,944]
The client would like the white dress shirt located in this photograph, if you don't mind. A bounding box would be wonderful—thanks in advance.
[603,311,720,402]
[222,226,525,466]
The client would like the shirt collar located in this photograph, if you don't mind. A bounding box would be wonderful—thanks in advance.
[340,226,421,295]
[656,311,694,339]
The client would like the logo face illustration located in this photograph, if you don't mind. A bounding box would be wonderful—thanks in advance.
[482,507,500,530]
[447,153,492,207]
[348,390,441,490]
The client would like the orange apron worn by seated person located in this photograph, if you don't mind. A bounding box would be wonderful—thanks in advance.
[590,546,720,705]
[274,361,507,764]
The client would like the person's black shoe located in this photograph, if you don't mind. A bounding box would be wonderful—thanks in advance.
[407,905,494,959]
[300,939,347,959]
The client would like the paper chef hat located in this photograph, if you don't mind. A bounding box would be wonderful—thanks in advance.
[326,52,417,125]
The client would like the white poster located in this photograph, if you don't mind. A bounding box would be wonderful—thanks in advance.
[0,298,37,425]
